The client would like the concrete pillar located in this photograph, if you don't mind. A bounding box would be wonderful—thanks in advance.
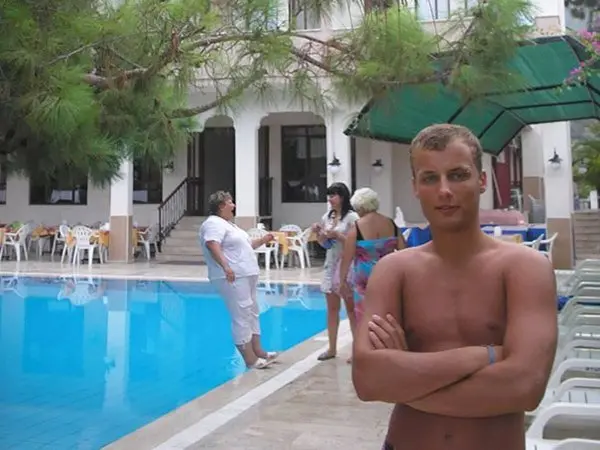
[521,129,545,216]
[590,190,598,210]
[326,111,352,189]
[481,153,494,209]
[109,159,134,263]
[233,116,259,230]
[538,123,574,269]
[370,141,394,217]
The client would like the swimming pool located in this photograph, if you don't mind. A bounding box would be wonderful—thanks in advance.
[0,276,337,449]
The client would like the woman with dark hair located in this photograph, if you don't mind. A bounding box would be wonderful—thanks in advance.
[312,182,359,361]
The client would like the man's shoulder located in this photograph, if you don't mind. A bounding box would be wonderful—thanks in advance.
[495,239,552,273]
[378,244,429,268]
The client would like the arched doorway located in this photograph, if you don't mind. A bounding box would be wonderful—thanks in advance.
[187,115,235,215]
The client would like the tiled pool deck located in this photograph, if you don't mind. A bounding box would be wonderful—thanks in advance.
[0,260,588,449]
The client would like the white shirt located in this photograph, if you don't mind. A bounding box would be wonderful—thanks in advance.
[199,216,260,280]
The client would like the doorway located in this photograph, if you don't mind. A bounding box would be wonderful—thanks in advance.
[187,127,235,215]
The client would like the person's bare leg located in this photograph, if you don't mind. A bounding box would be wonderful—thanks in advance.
[344,296,358,340]
[318,293,341,360]
[236,343,259,367]
[343,296,357,363]
[251,334,278,360]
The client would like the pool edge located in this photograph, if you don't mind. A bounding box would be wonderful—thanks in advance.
[0,269,321,286]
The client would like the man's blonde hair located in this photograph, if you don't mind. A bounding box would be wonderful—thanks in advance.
[409,124,483,172]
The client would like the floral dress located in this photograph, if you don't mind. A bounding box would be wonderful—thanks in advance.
[320,210,359,294]
[353,220,399,322]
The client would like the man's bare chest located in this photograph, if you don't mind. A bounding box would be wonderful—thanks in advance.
[401,272,507,351]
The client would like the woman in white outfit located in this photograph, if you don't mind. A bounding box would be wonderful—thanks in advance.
[199,191,278,369]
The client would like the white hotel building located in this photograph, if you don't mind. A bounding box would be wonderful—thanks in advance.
[0,0,575,267]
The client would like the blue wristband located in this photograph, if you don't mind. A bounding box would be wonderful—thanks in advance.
[487,345,495,364]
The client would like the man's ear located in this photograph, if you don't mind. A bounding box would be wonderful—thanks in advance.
[480,170,487,194]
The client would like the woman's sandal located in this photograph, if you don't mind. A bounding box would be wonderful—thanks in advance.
[317,351,336,361]
[248,357,275,370]
[266,352,279,361]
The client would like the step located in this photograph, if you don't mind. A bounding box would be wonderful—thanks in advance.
[160,245,203,256]
[156,253,205,263]
[173,217,207,231]
[163,236,201,247]
[167,230,199,240]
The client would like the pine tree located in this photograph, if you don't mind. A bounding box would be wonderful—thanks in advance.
[0,0,534,184]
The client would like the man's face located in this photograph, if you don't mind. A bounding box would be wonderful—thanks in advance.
[411,140,486,232]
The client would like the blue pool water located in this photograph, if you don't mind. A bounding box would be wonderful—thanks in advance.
[0,276,337,449]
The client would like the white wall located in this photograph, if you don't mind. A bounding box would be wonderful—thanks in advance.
[0,146,187,227]
[391,145,426,224]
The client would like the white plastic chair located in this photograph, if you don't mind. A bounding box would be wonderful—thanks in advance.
[57,224,73,264]
[138,224,159,260]
[283,227,313,269]
[51,224,68,257]
[0,224,31,262]
[523,234,544,250]
[540,232,559,263]
[247,228,277,270]
[29,223,51,258]
[71,226,102,267]
[527,403,600,447]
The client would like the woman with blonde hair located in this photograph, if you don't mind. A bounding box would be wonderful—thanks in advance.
[338,187,406,360]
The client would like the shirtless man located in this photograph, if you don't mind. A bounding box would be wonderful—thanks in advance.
[352,124,558,450]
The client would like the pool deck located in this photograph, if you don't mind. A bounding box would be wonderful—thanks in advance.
[0,258,324,283]
[0,260,588,449]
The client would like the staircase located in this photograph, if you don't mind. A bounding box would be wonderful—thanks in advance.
[573,210,600,261]
[157,216,206,263]
[156,177,206,264]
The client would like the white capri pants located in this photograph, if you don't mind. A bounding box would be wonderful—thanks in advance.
[213,275,260,346]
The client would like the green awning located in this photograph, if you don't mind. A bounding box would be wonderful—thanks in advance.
[344,35,600,155]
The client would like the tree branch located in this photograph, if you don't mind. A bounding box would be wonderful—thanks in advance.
[103,46,146,69]
[45,42,100,66]
[169,70,266,118]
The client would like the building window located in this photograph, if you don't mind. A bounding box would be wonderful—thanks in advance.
[0,165,6,205]
[134,158,163,204]
[29,171,88,205]
[281,125,327,203]
[289,0,321,29]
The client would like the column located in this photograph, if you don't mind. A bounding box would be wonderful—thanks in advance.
[109,159,134,262]
[521,129,545,215]
[326,111,352,188]
[481,153,494,209]
[591,191,599,210]
[538,123,574,269]
[370,141,394,217]
[234,116,259,230]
